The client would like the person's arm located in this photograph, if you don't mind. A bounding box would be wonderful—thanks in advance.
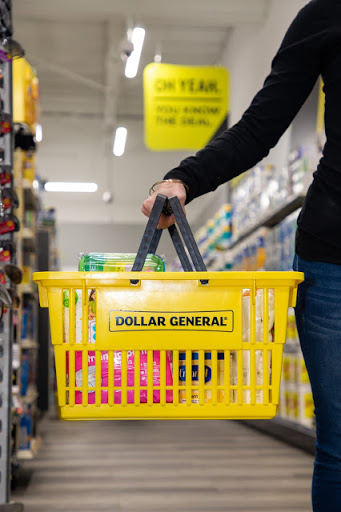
[162,0,329,204]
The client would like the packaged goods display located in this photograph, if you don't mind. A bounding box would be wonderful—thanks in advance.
[278,210,300,271]
[19,405,33,451]
[170,204,232,272]
[230,209,300,273]
[230,148,313,244]
[278,308,314,428]
[21,303,35,340]
[231,164,275,241]
[79,252,165,272]
[195,204,232,264]
[19,349,37,397]
[231,227,269,271]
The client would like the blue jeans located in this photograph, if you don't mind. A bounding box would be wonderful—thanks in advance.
[293,255,341,511]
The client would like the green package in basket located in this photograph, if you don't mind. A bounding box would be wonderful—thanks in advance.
[78,252,165,272]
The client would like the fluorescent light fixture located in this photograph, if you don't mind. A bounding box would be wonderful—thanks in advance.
[125,27,145,78]
[35,123,43,142]
[44,182,98,193]
[113,127,127,156]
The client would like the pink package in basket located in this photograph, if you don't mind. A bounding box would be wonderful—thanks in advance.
[73,349,173,404]
[65,289,173,404]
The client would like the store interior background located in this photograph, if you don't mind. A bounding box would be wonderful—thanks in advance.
[13,0,316,270]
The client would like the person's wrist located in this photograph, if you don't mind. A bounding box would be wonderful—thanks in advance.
[149,179,189,197]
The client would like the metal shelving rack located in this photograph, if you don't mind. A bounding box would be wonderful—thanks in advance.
[0,1,23,509]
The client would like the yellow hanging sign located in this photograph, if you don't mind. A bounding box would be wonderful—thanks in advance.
[144,63,229,151]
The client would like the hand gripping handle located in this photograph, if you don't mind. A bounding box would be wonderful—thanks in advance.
[131,194,208,284]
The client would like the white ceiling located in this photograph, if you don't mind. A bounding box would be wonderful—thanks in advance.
[13,0,268,120]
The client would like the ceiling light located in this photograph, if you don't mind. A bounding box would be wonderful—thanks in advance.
[35,124,43,143]
[154,53,162,63]
[32,179,39,190]
[44,182,98,193]
[113,127,127,156]
[125,27,145,78]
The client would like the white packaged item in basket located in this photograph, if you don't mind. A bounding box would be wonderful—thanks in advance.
[240,289,275,403]
[63,289,84,343]
[242,289,275,343]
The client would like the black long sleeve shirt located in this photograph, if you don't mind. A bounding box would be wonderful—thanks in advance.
[165,0,341,265]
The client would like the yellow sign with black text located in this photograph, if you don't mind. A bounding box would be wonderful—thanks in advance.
[144,63,229,150]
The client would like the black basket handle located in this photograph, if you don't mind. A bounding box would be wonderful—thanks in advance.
[131,194,208,284]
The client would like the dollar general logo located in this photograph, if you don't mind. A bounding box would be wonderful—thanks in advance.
[109,311,234,332]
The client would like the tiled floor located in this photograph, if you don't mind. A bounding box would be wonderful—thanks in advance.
[13,416,313,511]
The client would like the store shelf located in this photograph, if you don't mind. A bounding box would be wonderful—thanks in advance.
[229,194,305,249]
[17,437,41,461]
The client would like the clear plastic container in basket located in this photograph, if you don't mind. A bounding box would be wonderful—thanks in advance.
[79,253,165,272]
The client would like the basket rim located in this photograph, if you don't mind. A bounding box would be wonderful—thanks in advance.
[33,270,304,283]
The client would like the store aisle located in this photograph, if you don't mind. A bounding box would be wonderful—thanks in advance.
[13,416,313,511]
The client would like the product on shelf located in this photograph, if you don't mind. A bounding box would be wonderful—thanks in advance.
[13,58,39,132]
[229,208,301,272]
[21,303,35,340]
[231,164,275,241]
[37,207,56,228]
[0,213,20,234]
[22,152,35,183]
[230,147,315,245]
[231,227,269,271]
[192,203,232,271]
[278,308,315,428]
[19,405,33,451]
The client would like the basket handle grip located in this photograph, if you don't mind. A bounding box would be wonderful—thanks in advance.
[131,194,207,283]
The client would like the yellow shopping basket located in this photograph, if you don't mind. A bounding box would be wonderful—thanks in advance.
[33,195,304,421]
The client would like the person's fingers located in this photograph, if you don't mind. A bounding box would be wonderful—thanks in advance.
[141,203,150,217]
[141,182,187,228]
[157,213,175,230]
[141,201,175,229]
